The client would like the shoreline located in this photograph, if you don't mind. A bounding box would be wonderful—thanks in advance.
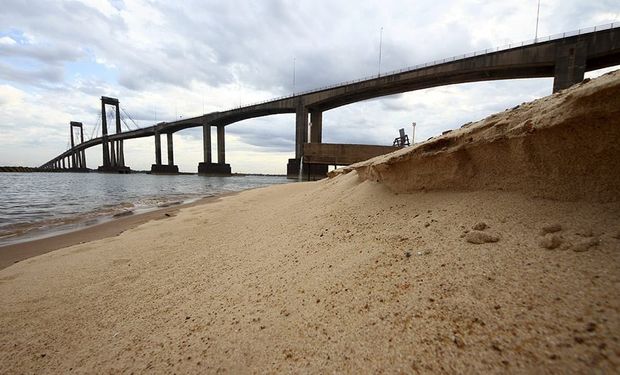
[0,192,236,270]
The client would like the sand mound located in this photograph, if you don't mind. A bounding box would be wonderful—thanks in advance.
[331,70,620,202]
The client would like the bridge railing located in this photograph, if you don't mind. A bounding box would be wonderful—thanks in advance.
[224,21,619,111]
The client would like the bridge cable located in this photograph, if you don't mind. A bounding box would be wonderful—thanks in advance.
[119,116,135,132]
[89,113,102,140]
[120,107,141,130]
[118,111,137,132]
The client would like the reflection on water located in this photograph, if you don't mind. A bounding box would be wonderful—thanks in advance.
[0,172,289,246]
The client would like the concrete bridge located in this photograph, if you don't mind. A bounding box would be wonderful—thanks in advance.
[41,23,620,179]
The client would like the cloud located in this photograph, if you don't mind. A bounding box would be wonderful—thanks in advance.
[0,61,65,85]
[0,0,619,172]
[0,36,17,46]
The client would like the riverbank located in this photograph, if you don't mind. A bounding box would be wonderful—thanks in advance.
[0,173,288,247]
[1,71,619,373]
[0,194,233,270]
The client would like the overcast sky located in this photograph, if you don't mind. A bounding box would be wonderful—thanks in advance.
[0,0,618,173]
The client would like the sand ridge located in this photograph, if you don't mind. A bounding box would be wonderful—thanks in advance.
[333,70,620,203]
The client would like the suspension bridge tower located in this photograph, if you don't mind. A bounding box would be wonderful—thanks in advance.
[98,96,130,173]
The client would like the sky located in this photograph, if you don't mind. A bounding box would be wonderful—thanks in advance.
[0,0,618,173]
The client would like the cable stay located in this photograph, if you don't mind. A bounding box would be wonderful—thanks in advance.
[89,113,102,141]
[120,107,141,131]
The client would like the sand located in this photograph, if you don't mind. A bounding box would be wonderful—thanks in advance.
[1,72,619,373]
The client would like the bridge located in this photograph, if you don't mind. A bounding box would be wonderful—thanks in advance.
[41,23,620,179]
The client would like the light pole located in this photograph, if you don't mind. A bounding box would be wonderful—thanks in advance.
[293,57,296,95]
[378,26,383,77]
[535,0,541,41]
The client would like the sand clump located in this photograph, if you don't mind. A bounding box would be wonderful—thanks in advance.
[464,230,500,244]
[0,72,619,373]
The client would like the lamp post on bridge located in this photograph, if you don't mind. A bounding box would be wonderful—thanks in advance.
[535,0,541,41]
[378,26,383,77]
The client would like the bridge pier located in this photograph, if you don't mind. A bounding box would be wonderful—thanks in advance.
[98,97,130,173]
[553,41,587,93]
[310,110,322,143]
[287,105,328,180]
[151,132,179,174]
[198,124,231,176]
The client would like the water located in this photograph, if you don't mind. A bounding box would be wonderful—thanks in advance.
[0,172,289,246]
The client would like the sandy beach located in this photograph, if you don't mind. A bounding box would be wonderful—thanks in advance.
[1,71,619,373]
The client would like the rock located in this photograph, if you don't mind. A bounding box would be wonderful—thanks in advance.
[570,237,599,252]
[539,234,563,250]
[611,231,620,240]
[465,231,499,244]
[540,223,562,235]
[472,222,488,231]
[452,335,465,348]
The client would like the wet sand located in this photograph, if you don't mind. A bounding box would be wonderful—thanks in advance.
[0,195,232,270]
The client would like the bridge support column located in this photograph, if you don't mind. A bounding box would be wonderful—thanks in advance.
[167,133,175,166]
[151,132,178,174]
[110,140,117,166]
[155,132,162,165]
[553,41,587,93]
[98,96,129,173]
[203,124,212,164]
[70,125,77,169]
[310,110,322,143]
[199,124,231,176]
[100,100,111,169]
[69,121,87,171]
[287,104,327,180]
[80,125,86,169]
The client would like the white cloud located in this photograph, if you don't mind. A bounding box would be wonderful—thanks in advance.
[0,36,16,46]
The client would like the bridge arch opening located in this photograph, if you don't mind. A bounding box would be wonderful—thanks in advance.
[319,77,555,148]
